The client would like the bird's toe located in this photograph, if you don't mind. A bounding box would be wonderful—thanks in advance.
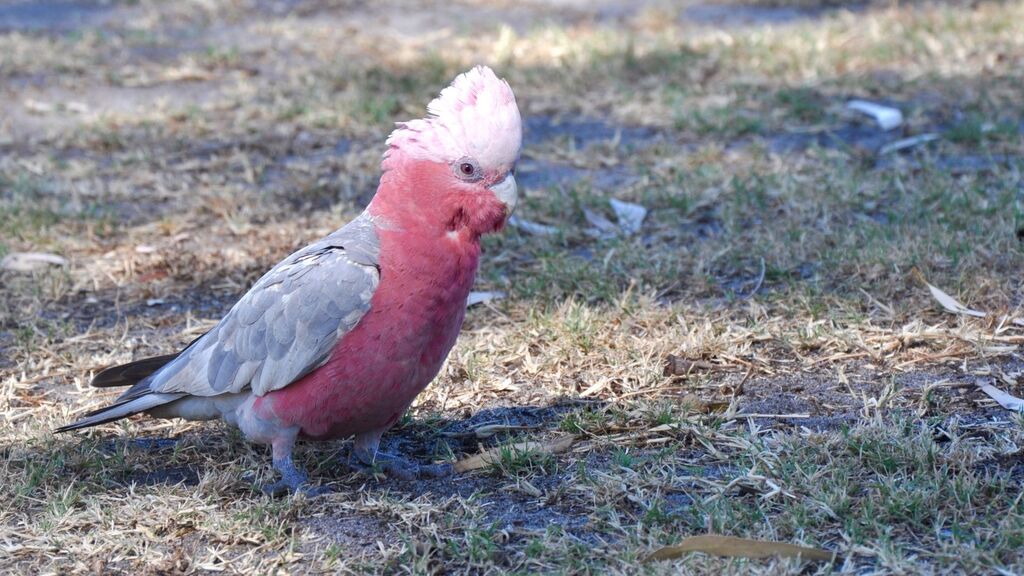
[350,453,451,481]
[416,462,453,478]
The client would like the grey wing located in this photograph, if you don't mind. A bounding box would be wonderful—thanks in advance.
[139,214,380,398]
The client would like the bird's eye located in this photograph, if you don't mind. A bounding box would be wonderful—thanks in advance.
[454,158,481,181]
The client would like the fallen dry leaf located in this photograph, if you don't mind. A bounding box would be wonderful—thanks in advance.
[644,534,836,563]
[878,133,939,155]
[453,435,575,473]
[585,199,648,238]
[466,291,506,307]
[470,424,535,438]
[0,252,68,272]
[442,424,538,439]
[609,198,647,236]
[508,216,559,236]
[23,99,55,114]
[663,354,712,377]
[847,100,903,130]
[976,378,1024,412]
[583,207,620,238]
[926,282,986,318]
[685,395,730,414]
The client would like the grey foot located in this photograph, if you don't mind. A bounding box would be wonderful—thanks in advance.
[262,454,328,497]
[351,451,453,481]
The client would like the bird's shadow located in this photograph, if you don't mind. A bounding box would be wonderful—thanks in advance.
[53,399,602,495]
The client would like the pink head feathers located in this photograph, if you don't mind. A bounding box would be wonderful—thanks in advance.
[386,66,522,171]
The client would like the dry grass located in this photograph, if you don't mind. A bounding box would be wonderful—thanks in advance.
[2,0,1023,573]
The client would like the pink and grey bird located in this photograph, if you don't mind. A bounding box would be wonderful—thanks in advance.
[58,66,523,494]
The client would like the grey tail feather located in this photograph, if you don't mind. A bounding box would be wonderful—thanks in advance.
[90,354,179,388]
[54,393,184,433]
[90,331,208,388]
[60,332,207,433]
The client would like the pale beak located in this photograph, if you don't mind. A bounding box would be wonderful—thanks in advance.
[488,172,518,216]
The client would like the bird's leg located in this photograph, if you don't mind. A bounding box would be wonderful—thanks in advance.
[349,428,452,480]
[261,431,327,497]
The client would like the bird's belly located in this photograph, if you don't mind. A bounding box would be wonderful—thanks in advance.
[257,253,475,440]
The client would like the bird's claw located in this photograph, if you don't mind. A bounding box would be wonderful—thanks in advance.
[259,462,329,497]
[350,453,452,480]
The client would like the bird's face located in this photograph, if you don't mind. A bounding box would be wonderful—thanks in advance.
[447,156,518,218]
[382,66,522,234]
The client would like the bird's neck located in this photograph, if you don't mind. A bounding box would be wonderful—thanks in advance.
[369,169,484,305]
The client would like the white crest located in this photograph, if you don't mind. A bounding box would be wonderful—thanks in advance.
[386,66,522,170]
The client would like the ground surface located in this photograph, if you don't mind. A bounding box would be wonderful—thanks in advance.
[1,0,1023,574]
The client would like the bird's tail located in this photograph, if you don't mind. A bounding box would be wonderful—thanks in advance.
[89,332,206,389]
[54,392,184,433]
[54,355,179,431]
[57,333,207,433]
[90,354,179,388]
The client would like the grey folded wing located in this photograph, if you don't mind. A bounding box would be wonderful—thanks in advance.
[122,215,381,401]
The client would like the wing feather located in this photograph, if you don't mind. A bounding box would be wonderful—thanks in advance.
[140,213,380,398]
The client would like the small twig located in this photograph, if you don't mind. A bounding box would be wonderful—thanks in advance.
[726,413,812,420]
[723,368,754,419]
[615,386,699,400]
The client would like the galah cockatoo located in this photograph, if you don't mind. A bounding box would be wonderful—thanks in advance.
[57,66,522,495]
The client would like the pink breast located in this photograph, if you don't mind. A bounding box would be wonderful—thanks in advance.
[254,228,480,440]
